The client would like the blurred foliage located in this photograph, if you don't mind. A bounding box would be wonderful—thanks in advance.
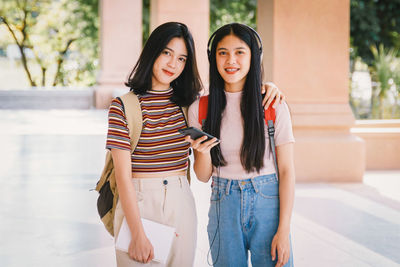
[210,0,257,34]
[142,0,257,45]
[350,0,400,65]
[369,45,400,118]
[0,0,99,87]
[142,0,150,46]
[350,0,400,119]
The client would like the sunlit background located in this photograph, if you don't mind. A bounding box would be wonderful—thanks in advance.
[0,1,399,266]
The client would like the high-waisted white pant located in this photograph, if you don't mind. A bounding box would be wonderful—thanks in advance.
[114,176,197,267]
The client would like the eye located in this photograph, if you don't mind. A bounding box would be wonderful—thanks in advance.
[237,50,245,55]
[162,50,171,56]
[179,57,186,63]
[218,51,227,56]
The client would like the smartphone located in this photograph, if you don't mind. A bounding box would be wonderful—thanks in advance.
[178,127,219,142]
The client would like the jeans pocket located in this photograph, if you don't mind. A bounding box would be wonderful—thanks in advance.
[210,187,226,203]
[258,180,279,199]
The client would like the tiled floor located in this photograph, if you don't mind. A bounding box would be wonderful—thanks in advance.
[0,110,399,267]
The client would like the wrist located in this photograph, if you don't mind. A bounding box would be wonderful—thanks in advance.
[277,224,290,235]
[131,228,145,240]
[129,221,145,240]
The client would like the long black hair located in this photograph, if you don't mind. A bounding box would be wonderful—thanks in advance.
[125,22,202,106]
[204,23,265,173]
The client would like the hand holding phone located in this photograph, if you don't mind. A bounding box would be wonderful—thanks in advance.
[178,127,219,143]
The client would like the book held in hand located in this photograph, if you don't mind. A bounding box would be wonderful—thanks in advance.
[115,217,176,264]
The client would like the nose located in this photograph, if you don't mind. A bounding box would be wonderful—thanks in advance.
[227,53,236,64]
[167,56,176,68]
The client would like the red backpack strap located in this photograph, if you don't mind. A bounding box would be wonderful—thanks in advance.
[264,99,276,124]
[198,95,209,126]
[264,99,279,179]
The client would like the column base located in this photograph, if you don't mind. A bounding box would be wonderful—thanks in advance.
[294,132,365,182]
[291,103,366,182]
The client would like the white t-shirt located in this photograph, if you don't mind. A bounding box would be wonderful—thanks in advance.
[188,90,295,179]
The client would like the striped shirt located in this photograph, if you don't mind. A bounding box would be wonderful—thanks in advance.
[106,88,189,173]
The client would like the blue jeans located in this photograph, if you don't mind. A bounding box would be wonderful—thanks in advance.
[207,174,294,267]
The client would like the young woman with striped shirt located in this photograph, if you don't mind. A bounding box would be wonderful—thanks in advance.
[106,22,285,267]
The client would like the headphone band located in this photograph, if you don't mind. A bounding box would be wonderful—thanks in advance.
[207,23,263,61]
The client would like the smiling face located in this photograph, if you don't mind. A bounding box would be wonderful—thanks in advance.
[152,37,188,91]
[215,34,251,92]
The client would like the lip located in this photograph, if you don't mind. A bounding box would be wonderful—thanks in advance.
[162,69,175,76]
[224,67,240,74]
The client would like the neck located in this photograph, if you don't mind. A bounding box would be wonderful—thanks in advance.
[151,76,170,91]
[224,80,245,93]
[152,84,170,91]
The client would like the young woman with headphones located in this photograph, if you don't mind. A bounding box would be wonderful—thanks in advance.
[187,23,295,267]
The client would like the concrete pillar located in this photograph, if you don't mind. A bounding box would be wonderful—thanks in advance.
[258,0,365,182]
[150,0,209,86]
[95,0,142,108]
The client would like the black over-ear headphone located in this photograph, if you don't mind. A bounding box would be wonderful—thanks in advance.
[206,23,263,62]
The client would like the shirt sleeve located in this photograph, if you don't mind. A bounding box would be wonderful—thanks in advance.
[274,101,295,146]
[188,99,202,129]
[105,98,131,151]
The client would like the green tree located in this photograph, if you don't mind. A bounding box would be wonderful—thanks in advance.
[142,0,150,46]
[370,44,398,118]
[210,0,257,34]
[141,0,257,45]
[0,0,99,87]
[351,0,400,65]
[0,0,47,86]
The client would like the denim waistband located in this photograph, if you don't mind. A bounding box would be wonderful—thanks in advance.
[211,173,278,194]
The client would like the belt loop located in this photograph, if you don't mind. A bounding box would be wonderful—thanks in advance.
[251,178,258,193]
[138,179,142,192]
[179,177,182,188]
[225,180,232,195]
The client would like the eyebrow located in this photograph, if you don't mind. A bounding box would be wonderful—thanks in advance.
[217,47,247,51]
[165,47,187,57]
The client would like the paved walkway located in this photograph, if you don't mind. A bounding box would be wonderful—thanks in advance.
[0,110,399,267]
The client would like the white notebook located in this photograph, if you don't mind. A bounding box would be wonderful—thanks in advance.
[115,218,176,264]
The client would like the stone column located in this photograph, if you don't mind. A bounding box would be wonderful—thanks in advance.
[150,0,209,86]
[95,0,142,108]
[258,0,365,182]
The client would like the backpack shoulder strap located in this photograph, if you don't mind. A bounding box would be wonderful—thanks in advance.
[179,106,192,184]
[181,106,188,125]
[119,92,143,151]
[264,100,276,124]
[265,100,278,178]
[198,95,209,126]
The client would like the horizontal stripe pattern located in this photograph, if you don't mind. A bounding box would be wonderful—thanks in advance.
[106,98,131,151]
[105,89,189,173]
[135,89,189,172]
